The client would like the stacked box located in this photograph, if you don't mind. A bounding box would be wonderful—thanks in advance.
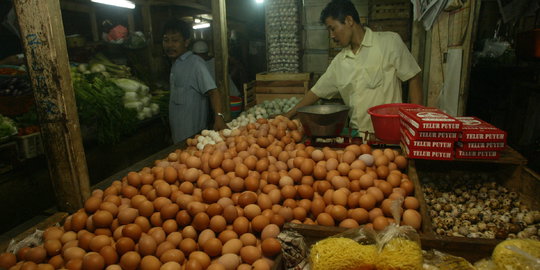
[455,117,507,159]
[399,107,462,160]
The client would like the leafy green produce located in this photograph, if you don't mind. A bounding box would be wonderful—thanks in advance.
[72,73,138,144]
[89,53,131,78]
[0,114,17,138]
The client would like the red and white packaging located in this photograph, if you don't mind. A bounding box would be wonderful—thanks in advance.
[455,117,507,143]
[456,141,505,151]
[455,148,500,159]
[402,141,454,160]
[401,128,454,150]
[401,120,460,142]
[399,107,462,132]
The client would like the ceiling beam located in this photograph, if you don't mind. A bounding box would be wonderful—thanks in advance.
[131,0,210,11]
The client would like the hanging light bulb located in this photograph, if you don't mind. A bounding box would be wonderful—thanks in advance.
[193,22,210,29]
[91,0,135,9]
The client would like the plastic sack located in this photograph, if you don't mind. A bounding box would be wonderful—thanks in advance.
[124,31,147,49]
[375,198,423,270]
[6,229,44,254]
[475,239,540,270]
[423,249,476,270]
[277,230,309,270]
[309,227,378,270]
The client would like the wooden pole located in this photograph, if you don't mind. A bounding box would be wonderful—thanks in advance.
[458,0,482,116]
[212,0,231,119]
[13,0,91,212]
[141,1,158,80]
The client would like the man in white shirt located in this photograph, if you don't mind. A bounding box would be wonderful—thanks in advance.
[192,40,242,97]
[285,0,423,133]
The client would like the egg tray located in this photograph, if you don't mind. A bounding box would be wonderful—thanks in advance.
[407,153,539,263]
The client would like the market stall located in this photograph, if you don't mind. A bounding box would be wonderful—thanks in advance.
[1,0,540,269]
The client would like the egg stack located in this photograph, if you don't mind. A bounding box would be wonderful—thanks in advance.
[454,116,507,159]
[0,116,423,270]
[265,0,301,73]
[399,107,462,160]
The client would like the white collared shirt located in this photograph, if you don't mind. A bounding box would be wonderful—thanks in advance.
[311,27,421,132]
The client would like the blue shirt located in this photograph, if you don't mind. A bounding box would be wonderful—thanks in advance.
[169,51,217,143]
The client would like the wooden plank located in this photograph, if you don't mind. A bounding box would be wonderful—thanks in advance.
[276,224,497,266]
[0,212,68,253]
[369,0,411,20]
[369,19,411,43]
[499,165,540,211]
[452,146,527,165]
[256,80,308,87]
[60,0,99,42]
[14,0,91,212]
[127,11,136,33]
[518,166,540,210]
[141,3,158,84]
[90,7,99,42]
[407,159,433,235]
[255,87,307,94]
[256,72,311,81]
[420,234,500,263]
[212,0,230,119]
[94,141,186,190]
[457,0,481,116]
[256,94,305,104]
[243,81,255,109]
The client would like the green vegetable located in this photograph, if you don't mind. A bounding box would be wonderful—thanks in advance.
[111,78,143,93]
[0,114,17,138]
[90,63,106,73]
[89,53,131,78]
[73,73,138,144]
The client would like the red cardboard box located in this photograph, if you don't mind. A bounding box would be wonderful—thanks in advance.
[455,148,500,159]
[455,116,507,143]
[399,107,462,132]
[401,120,459,142]
[456,141,506,151]
[402,141,454,160]
[400,128,454,150]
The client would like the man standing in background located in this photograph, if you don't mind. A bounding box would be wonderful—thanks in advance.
[162,19,226,143]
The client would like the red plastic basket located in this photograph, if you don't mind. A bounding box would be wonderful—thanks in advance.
[368,103,424,144]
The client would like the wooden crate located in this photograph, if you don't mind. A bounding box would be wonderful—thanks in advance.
[369,0,411,20]
[256,72,311,81]
[244,73,312,108]
[369,19,411,43]
[0,212,68,253]
[243,81,256,110]
[271,147,536,269]
[408,146,538,263]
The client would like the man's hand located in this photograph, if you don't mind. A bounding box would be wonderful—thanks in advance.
[283,109,296,119]
[214,115,227,131]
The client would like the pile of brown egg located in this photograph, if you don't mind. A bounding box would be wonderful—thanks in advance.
[0,116,421,270]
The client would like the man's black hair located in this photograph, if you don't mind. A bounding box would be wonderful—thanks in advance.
[162,19,192,40]
[320,0,360,25]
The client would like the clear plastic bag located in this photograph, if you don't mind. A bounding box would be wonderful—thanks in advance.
[375,198,423,270]
[474,239,540,270]
[309,227,378,270]
[423,249,476,270]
